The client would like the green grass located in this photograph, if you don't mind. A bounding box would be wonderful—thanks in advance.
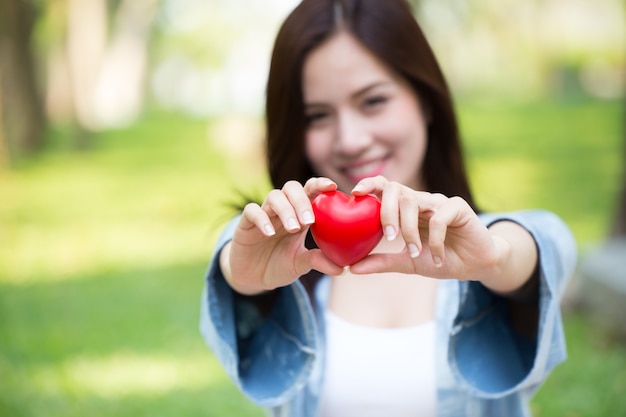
[1,99,624,416]
[532,312,626,417]
[459,99,623,247]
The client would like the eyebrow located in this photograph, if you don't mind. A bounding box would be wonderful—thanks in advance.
[304,81,394,108]
[353,81,393,98]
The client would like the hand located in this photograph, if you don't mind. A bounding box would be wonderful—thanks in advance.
[348,176,538,294]
[222,177,345,295]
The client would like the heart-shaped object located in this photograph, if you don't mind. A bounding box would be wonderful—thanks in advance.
[310,190,383,266]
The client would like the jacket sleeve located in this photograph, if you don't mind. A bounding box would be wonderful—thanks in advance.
[448,210,577,398]
[199,217,319,407]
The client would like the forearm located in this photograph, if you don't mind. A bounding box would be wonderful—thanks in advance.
[476,220,541,338]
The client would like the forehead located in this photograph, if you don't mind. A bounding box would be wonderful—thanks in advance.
[302,32,397,100]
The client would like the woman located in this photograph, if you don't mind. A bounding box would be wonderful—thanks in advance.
[200,1,577,416]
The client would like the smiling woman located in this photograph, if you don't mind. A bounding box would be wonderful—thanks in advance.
[200,1,577,417]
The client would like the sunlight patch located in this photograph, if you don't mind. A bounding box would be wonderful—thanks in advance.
[32,352,229,398]
[469,157,540,211]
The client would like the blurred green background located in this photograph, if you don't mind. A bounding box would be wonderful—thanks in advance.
[1,0,625,416]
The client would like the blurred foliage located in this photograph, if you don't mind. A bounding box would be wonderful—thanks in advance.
[459,98,623,246]
[2,0,623,162]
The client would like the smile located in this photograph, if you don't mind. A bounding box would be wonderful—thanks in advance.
[342,157,389,181]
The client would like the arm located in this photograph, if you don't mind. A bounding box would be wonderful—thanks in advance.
[346,176,577,395]
[450,210,577,397]
[200,217,320,406]
[484,220,541,339]
[200,177,343,405]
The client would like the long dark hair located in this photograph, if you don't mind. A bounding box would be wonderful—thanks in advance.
[266,0,477,211]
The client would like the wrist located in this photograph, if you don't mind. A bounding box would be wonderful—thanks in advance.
[219,242,267,296]
[479,234,515,293]
[479,221,539,296]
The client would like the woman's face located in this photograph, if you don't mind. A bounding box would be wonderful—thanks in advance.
[303,31,429,193]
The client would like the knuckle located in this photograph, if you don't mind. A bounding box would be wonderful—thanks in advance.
[303,177,319,194]
[432,192,447,202]
[243,202,260,213]
[264,189,285,207]
[266,189,282,200]
[243,204,265,224]
[399,193,415,207]
[449,195,466,207]
[401,228,420,243]
[282,180,302,191]
[429,214,444,228]
[386,180,402,191]
[428,234,444,249]
[244,201,257,210]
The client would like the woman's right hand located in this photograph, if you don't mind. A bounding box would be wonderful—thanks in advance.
[220,177,345,295]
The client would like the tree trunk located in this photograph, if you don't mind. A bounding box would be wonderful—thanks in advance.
[0,0,46,162]
[91,0,157,128]
[0,65,8,167]
[65,0,108,148]
[63,0,155,142]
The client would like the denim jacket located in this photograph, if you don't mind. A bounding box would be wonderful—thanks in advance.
[200,210,577,417]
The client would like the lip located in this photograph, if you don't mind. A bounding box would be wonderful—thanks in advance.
[341,156,389,183]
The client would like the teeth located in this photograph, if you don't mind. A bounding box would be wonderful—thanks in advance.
[345,160,382,177]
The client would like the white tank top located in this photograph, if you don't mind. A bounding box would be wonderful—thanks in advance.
[318,311,437,417]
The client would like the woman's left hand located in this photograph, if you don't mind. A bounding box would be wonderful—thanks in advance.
[348,176,538,294]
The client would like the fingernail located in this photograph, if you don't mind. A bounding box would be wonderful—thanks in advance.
[433,256,443,268]
[302,210,314,225]
[287,217,300,231]
[408,243,420,258]
[264,224,276,236]
[385,225,397,241]
[352,184,364,193]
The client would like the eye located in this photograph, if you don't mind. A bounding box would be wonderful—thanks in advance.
[305,110,330,126]
[363,95,388,111]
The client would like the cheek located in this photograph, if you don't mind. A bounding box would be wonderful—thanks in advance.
[402,124,428,170]
[305,131,332,169]
[379,102,429,179]
[393,101,429,153]
[377,117,427,154]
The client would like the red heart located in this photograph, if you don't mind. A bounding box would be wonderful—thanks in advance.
[310,191,383,266]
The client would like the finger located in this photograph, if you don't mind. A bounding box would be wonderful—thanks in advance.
[282,180,316,225]
[303,177,337,200]
[262,189,301,233]
[349,252,413,275]
[351,175,387,196]
[350,252,449,278]
[302,248,345,277]
[379,181,402,241]
[415,192,448,214]
[399,194,422,258]
[427,196,466,267]
[241,202,276,236]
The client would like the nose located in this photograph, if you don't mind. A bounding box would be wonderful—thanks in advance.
[334,111,371,156]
